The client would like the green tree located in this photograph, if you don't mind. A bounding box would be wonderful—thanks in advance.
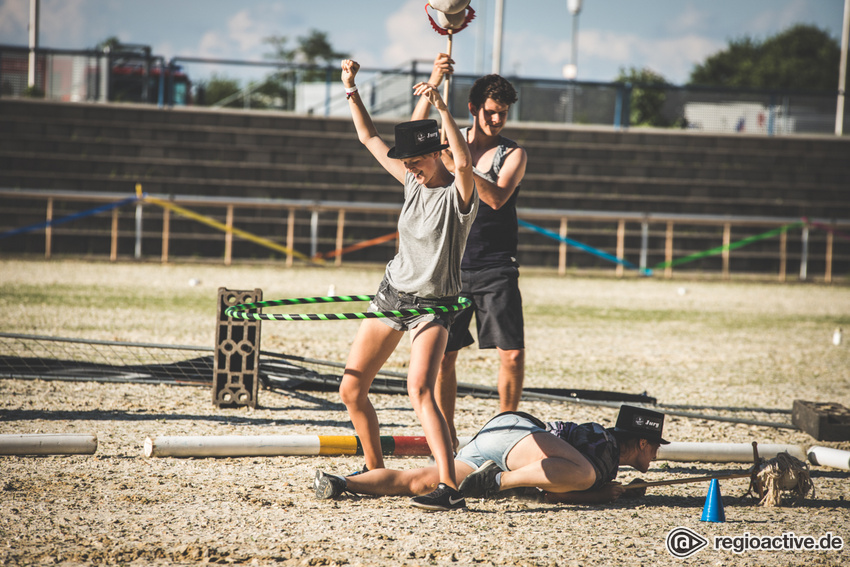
[264,29,349,81]
[194,29,348,109]
[196,74,241,108]
[256,29,350,109]
[615,67,672,127]
[689,25,840,90]
[95,36,122,51]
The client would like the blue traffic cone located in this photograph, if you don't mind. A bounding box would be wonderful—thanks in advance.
[700,478,726,522]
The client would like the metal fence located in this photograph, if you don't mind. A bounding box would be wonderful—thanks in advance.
[1,189,847,282]
[2,44,847,136]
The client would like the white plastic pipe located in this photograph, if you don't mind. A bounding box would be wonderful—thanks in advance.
[0,433,97,455]
[145,435,325,458]
[658,442,805,463]
[145,434,474,458]
[807,446,850,471]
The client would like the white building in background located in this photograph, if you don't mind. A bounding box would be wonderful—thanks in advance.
[684,102,796,135]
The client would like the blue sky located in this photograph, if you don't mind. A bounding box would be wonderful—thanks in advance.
[0,0,845,85]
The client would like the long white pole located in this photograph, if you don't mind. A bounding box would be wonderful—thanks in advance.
[808,446,850,470]
[144,434,474,458]
[492,0,504,74]
[27,0,39,89]
[0,433,97,455]
[836,0,850,135]
[145,435,325,458]
[657,442,805,463]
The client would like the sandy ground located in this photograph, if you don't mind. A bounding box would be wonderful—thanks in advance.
[1,259,849,566]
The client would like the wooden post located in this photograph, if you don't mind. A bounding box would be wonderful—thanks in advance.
[224,205,234,266]
[286,208,295,268]
[721,222,731,279]
[616,219,625,278]
[44,197,53,259]
[161,207,170,264]
[778,229,787,282]
[110,207,119,262]
[335,209,345,267]
[558,217,568,276]
[664,221,674,279]
[825,229,834,284]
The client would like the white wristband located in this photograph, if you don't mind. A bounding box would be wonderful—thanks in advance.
[345,85,358,98]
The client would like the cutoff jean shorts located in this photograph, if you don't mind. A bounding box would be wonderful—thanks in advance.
[455,413,545,471]
[369,276,459,332]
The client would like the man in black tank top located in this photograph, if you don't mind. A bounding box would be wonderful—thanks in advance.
[412,54,528,449]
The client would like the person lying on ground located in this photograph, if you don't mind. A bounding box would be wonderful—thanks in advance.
[314,404,669,510]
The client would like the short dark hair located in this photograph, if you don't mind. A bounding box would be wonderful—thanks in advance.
[611,430,655,453]
[468,74,517,109]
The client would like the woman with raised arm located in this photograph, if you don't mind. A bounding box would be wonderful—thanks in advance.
[335,59,477,511]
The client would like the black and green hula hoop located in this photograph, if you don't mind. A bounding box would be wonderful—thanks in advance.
[225,294,471,322]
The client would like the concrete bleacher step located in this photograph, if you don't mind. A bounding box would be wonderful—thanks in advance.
[1,98,848,223]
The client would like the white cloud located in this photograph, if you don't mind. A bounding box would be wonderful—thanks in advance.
[382,0,450,66]
[643,33,725,81]
[40,0,93,47]
[0,0,28,43]
[190,8,280,60]
[197,30,229,58]
[504,25,725,83]
[227,9,268,54]
[1,0,93,48]
[750,0,812,37]
[574,28,723,82]
[665,3,711,34]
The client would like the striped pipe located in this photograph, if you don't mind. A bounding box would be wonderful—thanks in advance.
[143,434,472,458]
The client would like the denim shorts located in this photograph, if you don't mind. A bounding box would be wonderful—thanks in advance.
[369,277,458,332]
[456,413,546,471]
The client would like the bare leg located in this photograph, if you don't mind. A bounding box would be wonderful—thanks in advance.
[339,319,403,471]
[501,431,596,493]
[435,350,460,451]
[408,321,457,489]
[496,347,524,413]
[344,461,476,496]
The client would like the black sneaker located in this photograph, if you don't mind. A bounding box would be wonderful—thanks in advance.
[314,470,347,500]
[346,464,369,477]
[458,460,501,498]
[410,483,467,511]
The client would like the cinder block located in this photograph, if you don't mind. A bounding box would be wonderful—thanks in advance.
[212,288,262,408]
[792,400,850,441]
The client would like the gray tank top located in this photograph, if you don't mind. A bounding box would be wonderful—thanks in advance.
[385,172,478,298]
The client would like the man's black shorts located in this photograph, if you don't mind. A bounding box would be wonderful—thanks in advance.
[445,264,524,352]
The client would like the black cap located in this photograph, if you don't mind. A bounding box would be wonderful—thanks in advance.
[609,405,670,445]
[386,119,449,159]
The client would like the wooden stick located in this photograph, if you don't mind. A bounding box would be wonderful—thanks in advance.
[441,30,453,142]
[624,470,752,490]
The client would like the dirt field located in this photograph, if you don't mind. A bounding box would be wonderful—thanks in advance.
[1,259,849,566]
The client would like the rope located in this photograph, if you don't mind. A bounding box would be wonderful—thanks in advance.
[314,231,398,260]
[654,222,803,270]
[747,452,815,506]
[0,196,138,240]
[518,218,650,275]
